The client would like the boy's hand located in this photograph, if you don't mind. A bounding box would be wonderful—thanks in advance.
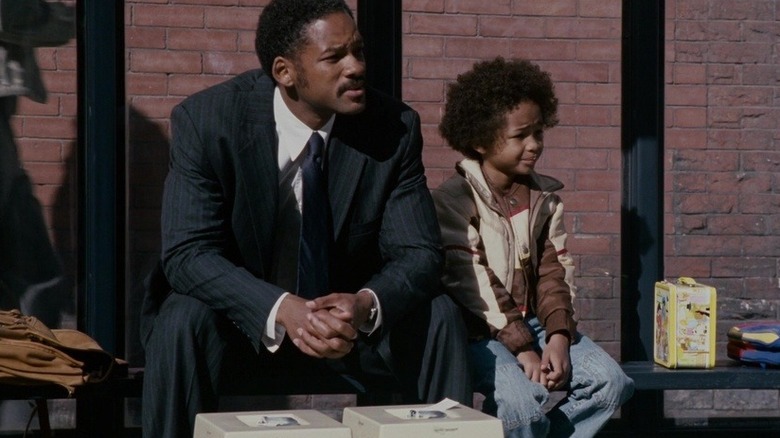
[516,348,543,383]
[540,333,571,390]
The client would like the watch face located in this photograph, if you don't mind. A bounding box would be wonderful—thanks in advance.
[368,307,378,322]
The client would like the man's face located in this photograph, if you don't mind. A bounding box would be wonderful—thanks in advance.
[285,12,366,128]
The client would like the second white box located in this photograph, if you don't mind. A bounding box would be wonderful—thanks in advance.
[342,404,503,438]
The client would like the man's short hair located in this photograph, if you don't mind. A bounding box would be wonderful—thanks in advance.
[255,0,353,83]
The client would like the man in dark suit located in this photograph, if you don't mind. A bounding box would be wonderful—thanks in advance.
[140,0,471,436]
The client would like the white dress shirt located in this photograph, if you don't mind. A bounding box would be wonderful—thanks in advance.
[262,87,381,352]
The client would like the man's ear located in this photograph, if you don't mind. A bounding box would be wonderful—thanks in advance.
[272,56,295,87]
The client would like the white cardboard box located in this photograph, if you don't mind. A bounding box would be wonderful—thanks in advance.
[193,409,352,438]
[342,404,503,438]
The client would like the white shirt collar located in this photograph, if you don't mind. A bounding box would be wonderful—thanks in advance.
[274,86,335,168]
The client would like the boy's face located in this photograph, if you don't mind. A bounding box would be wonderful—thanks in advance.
[478,100,544,188]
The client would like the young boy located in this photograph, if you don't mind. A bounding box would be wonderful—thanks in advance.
[432,57,634,437]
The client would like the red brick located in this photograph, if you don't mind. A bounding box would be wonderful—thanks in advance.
[445,0,511,15]
[173,0,240,5]
[666,129,708,149]
[674,235,743,256]
[132,5,205,28]
[573,277,617,299]
[127,73,168,96]
[552,82,576,105]
[22,163,67,185]
[402,35,444,57]
[709,86,773,107]
[445,37,576,61]
[410,14,477,36]
[403,0,445,13]
[479,16,545,38]
[16,98,60,117]
[741,236,780,257]
[32,185,63,208]
[576,212,620,234]
[575,171,620,191]
[707,64,741,85]
[674,20,741,42]
[205,6,262,30]
[17,139,63,162]
[545,62,611,84]
[672,150,739,172]
[580,0,620,18]
[576,321,617,342]
[21,117,76,140]
[666,85,707,106]
[672,107,707,128]
[673,172,708,192]
[203,52,258,74]
[562,192,610,212]
[168,29,239,51]
[710,0,775,20]
[569,234,613,256]
[418,124,444,147]
[709,171,772,194]
[711,42,774,64]
[578,41,621,62]
[708,108,741,128]
[741,152,780,172]
[576,127,620,149]
[39,71,77,94]
[408,58,475,80]
[131,49,203,74]
[511,1,577,17]
[126,27,166,49]
[576,83,620,105]
[674,0,710,20]
[544,18,620,39]
[568,105,616,126]
[421,147,461,170]
[168,74,230,96]
[131,97,185,119]
[676,193,738,214]
[739,194,780,215]
[402,78,444,103]
[672,63,707,84]
[544,126,576,148]
[708,214,766,235]
[664,256,712,278]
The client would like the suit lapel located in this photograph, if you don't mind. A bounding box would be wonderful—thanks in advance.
[236,77,278,268]
[327,130,366,242]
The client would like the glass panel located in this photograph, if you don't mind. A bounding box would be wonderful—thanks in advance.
[0,0,78,432]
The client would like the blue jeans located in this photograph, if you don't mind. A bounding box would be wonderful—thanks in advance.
[470,317,634,438]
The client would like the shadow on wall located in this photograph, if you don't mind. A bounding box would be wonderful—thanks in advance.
[126,105,170,367]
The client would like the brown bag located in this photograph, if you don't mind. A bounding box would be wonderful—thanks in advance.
[0,309,118,395]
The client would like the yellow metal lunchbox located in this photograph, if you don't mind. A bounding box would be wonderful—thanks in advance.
[653,277,717,368]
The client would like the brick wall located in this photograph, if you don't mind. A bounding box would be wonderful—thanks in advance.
[8,0,779,425]
[663,0,780,419]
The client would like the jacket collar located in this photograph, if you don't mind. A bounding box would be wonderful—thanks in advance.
[236,70,367,244]
[455,158,564,206]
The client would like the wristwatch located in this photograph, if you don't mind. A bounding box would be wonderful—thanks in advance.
[367,304,378,325]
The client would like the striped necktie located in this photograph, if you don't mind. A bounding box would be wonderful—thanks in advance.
[296,132,330,299]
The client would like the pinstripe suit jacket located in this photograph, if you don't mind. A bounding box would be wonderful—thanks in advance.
[142,69,442,352]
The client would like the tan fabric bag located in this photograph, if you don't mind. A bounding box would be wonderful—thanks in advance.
[0,309,118,395]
